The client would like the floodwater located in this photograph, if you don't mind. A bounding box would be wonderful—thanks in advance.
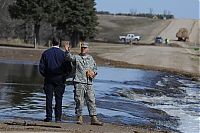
[0,60,199,133]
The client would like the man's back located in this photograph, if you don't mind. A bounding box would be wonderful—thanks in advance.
[39,47,71,80]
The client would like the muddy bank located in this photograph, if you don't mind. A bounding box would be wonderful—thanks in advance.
[92,53,199,80]
[0,120,167,133]
[97,46,199,80]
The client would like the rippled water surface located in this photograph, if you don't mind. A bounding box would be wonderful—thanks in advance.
[0,60,199,133]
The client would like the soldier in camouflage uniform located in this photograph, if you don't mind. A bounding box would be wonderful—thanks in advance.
[64,41,103,126]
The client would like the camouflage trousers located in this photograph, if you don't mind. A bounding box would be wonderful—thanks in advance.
[73,83,97,116]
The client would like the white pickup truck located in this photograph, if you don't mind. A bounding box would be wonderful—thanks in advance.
[119,34,141,43]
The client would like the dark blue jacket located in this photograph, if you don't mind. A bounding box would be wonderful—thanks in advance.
[39,47,71,81]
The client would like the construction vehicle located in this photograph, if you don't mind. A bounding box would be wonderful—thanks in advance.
[176,28,189,41]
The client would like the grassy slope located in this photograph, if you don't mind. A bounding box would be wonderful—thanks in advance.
[96,14,171,43]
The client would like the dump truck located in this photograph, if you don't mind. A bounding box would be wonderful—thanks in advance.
[176,28,189,41]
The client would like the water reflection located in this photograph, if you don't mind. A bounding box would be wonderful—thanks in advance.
[0,61,199,133]
[0,62,43,107]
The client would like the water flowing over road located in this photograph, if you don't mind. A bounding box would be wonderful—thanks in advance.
[0,61,199,133]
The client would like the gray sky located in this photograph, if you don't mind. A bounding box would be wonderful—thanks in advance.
[95,0,199,19]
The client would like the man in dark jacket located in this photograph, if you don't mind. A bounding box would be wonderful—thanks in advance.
[39,37,71,122]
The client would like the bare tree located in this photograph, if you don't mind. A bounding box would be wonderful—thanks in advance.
[167,10,171,15]
[130,9,137,15]
[163,10,168,16]
[149,8,153,15]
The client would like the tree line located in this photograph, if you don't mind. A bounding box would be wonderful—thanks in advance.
[97,11,174,20]
[8,0,98,48]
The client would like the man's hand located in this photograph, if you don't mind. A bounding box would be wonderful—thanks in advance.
[86,69,96,79]
[64,41,70,51]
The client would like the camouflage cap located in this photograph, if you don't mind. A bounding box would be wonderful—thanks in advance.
[80,42,89,48]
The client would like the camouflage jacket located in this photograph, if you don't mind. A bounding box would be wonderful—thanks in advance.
[65,51,97,84]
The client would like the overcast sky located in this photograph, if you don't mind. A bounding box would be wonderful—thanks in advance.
[95,0,199,19]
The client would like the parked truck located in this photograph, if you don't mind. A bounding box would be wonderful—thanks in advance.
[119,34,141,43]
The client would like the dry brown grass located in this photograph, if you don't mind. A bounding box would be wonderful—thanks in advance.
[96,14,170,43]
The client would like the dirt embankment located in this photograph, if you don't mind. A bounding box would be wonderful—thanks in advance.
[158,19,200,45]
[98,44,199,78]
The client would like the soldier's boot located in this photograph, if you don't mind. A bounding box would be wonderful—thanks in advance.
[76,116,83,125]
[91,116,103,126]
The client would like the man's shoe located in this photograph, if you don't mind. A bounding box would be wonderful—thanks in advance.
[91,116,103,126]
[55,118,62,123]
[43,118,52,122]
[76,116,83,125]
[55,119,62,123]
